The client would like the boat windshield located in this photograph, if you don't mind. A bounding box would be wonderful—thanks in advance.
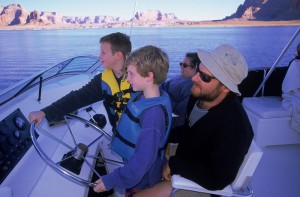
[0,56,101,107]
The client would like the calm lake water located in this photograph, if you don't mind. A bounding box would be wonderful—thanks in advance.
[0,26,299,91]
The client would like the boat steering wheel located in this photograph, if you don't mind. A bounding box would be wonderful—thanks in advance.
[30,113,115,188]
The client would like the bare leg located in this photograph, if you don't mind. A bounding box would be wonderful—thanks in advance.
[134,180,172,197]
[134,180,211,197]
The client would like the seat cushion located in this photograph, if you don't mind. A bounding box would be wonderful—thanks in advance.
[242,96,291,118]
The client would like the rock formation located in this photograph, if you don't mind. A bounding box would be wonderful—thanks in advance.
[63,15,121,24]
[0,4,178,27]
[225,0,300,20]
[133,10,177,21]
[0,1,299,28]
[0,4,30,25]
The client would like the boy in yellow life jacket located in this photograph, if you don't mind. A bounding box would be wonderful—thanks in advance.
[28,32,132,128]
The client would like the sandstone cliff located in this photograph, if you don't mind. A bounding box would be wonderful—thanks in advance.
[0,4,29,25]
[225,0,300,20]
[0,1,299,28]
[134,10,177,21]
[0,4,178,27]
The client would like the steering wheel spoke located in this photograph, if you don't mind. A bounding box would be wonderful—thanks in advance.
[56,152,75,165]
[35,125,73,150]
[30,113,110,187]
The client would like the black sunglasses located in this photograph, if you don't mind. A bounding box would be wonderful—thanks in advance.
[179,62,194,68]
[196,66,216,83]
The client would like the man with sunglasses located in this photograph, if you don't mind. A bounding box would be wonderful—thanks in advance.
[135,44,254,197]
[160,52,199,128]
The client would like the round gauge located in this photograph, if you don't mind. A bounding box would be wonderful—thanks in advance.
[14,116,26,130]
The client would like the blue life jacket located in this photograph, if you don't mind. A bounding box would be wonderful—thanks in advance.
[110,91,172,161]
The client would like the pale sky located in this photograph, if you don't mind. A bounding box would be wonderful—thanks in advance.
[1,0,245,21]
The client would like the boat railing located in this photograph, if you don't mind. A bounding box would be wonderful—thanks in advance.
[238,66,288,100]
[253,27,300,97]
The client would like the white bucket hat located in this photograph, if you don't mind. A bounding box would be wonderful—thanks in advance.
[197,44,248,95]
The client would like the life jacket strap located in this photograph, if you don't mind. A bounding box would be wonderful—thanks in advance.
[114,131,136,149]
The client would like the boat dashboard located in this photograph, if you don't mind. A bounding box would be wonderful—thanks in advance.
[0,70,124,197]
[0,109,35,185]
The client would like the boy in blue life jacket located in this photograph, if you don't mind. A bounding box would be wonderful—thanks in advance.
[93,45,172,196]
[28,32,132,128]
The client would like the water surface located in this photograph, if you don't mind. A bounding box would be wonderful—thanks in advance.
[0,26,299,91]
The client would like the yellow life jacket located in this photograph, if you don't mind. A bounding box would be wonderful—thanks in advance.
[101,69,131,126]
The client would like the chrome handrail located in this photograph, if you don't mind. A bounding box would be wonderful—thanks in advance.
[253,27,300,97]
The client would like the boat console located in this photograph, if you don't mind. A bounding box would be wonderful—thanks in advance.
[0,109,37,184]
[0,103,124,197]
[0,73,125,197]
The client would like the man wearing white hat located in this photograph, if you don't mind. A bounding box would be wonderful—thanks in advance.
[135,44,254,197]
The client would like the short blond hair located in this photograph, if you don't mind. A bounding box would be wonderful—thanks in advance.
[125,45,169,84]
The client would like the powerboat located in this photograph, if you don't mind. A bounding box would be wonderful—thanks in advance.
[0,28,300,196]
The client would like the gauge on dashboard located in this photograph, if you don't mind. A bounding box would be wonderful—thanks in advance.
[13,116,26,130]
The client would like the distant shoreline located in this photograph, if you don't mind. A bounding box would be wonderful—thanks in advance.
[0,20,299,30]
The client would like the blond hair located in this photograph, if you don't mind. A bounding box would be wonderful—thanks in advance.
[125,45,169,84]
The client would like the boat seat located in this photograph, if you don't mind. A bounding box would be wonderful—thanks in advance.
[242,96,300,147]
[171,140,263,197]
[242,96,291,118]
